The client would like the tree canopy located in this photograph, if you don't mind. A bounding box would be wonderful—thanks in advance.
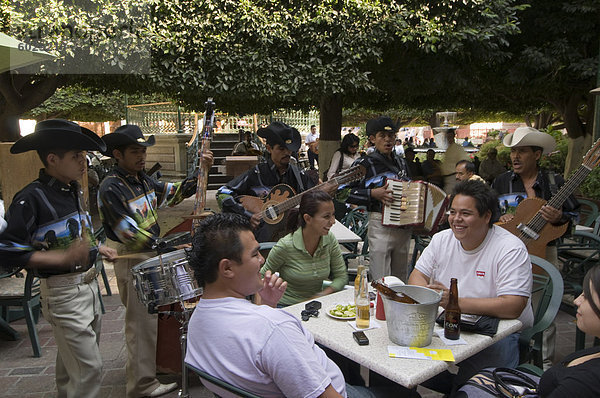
[2,0,597,160]
[149,0,525,113]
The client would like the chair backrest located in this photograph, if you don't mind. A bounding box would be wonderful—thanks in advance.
[578,199,599,228]
[186,364,262,398]
[519,255,564,366]
[529,256,563,325]
[557,231,600,282]
[410,234,431,271]
[340,206,368,253]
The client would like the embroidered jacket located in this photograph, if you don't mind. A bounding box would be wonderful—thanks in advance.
[344,150,410,213]
[0,170,98,277]
[98,166,196,251]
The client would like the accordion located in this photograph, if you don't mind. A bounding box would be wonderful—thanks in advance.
[381,180,449,235]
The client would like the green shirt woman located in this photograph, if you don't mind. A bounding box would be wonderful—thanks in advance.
[261,190,348,306]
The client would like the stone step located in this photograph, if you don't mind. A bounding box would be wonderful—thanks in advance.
[212,133,239,142]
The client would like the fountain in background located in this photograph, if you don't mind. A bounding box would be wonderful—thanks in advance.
[433,111,458,150]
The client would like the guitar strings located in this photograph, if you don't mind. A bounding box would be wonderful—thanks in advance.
[259,166,362,221]
[519,164,590,242]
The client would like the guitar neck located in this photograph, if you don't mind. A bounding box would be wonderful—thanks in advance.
[522,165,589,236]
[256,166,362,221]
[546,164,591,210]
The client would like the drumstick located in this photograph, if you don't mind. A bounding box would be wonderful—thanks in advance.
[113,253,154,260]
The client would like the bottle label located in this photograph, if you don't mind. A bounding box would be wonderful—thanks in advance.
[445,321,459,331]
[444,313,460,339]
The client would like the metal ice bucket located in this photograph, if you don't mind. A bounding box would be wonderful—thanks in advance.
[381,285,441,347]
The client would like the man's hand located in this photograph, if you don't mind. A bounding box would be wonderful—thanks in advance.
[499,213,514,223]
[540,205,564,224]
[426,281,449,308]
[99,245,118,262]
[65,239,90,269]
[322,181,338,196]
[199,150,214,169]
[370,182,393,207]
[250,213,261,229]
[258,270,287,308]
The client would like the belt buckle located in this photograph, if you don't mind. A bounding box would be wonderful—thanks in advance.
[83,268,99,284]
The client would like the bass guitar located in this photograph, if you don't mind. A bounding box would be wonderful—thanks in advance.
[499,139,600,258]
[238,164,366,242]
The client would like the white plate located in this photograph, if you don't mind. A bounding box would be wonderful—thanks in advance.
[326,305,356,320]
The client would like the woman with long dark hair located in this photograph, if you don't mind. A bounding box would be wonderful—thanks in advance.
[260,190,348,306]
[538,265,600,397]
[326,133,360,181]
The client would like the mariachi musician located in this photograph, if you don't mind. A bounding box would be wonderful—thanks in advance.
[344,116,413,282]
[97,124,213,398]
[0,119,118,398]
[492,127,579,263]
[217,122,320,242]
[492,126,579,370]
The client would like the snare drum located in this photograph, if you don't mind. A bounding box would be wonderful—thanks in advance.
[131,249,201,308]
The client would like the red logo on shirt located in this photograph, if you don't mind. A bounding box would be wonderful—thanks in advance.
[476,271,485,278]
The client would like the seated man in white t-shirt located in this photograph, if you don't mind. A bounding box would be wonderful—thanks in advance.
[185,213,394,398]
[408,179,533,393]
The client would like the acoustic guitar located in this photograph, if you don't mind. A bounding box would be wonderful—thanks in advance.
[499,139,600,258]
[238,164,366,242]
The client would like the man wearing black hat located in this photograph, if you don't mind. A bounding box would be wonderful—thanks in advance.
[217,121,318,242]
[345,116,413,282]
[0,119,118,398]
[97,124,213,398]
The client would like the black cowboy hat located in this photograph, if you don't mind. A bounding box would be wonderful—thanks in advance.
[102,124,155,156]
[10,119,106,154]
[257,121,301,152]
[366,116,399,136]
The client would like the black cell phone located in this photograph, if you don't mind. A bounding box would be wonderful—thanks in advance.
[353,331,369,345]
[305,300,322,311]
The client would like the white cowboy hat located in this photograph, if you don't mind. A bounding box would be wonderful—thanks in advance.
[502,127,556,154]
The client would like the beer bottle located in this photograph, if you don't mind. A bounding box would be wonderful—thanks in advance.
[355,267,370,329]
[444,278,461,340]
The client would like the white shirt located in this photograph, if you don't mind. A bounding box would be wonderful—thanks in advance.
[326,151,360,180]
[305,131,319,144]
[394,145,404,156]
[415,225,534,329]
[186,297,347,398]
[0,199,6,234]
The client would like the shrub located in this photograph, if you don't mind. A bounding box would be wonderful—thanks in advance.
[578,168,600,200]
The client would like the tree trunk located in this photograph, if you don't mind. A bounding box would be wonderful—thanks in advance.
[0,115,22,141]
[0,73,60,141]
[525,111,559,130]
[557,93,588,176]
[565,136,586,178]
[319,94,343,180]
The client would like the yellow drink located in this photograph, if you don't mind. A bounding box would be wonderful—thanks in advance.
[356,304,370,329]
